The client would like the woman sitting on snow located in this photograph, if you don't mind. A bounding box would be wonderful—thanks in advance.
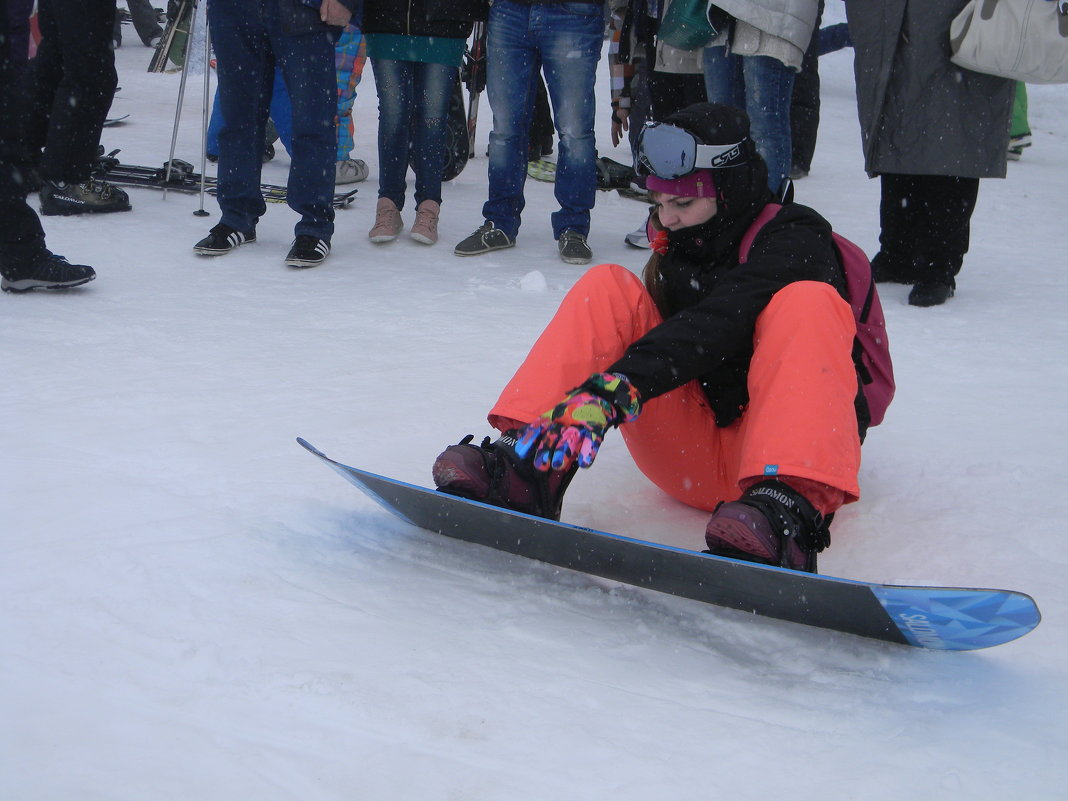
[432,103,871,573]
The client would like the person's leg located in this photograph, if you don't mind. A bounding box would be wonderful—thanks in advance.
[334,24,365,161]
[816,22,851,57]
[5,0,35,74]
[877,172,978,298]
[21,0,62,160]
[907,174,979,305]
[125,0,163,45]
[482,0,537,239]
[534,2,602,239]
[268,65,293,156]
[733,282,860,504]
[528,72,554,160]
[0,9,95,289]
[0,5,46,269]
[790,0,823,177]
[207,0,271,233]
[1010,82,1030,139]
[700,281,859,569]
[411,60,457,208]
[370,57,415,210]
[702,45,746,110]
[649,70,706,121]
[740,54,795,194]
[206,83,224,158]
[487,264,858,513]
[28,0,117,184]
[485,264,713,507]
[270,22,336,240]
[489,263,664,429]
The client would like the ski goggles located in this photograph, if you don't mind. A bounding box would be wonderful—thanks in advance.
[634,121,747,180]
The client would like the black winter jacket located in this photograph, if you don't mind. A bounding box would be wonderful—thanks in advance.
[363,0,483,38]
[609,202,848,427]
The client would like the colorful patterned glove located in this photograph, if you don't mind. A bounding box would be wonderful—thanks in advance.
[514,372,642,472]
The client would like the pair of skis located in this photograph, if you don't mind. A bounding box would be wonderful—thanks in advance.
[93,151,358,209]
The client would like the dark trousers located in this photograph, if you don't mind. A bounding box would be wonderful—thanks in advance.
[4,0,35,73]
[24,0,117,184]
[879,173,980,281]
[113,0,164,46]
[649,70,706,121]
[0,5,46,275]
[790,0,823,174]
[207,0,336,239]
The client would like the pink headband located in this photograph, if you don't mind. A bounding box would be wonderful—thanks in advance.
[645,169,717,198]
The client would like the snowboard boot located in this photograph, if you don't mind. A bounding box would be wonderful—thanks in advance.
[432,430,577,521]
[40,179,131,215]
[704,480,831,572]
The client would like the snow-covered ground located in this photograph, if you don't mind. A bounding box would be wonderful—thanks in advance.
[4,9,1067,799]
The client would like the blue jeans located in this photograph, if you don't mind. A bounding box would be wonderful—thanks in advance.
[483,0,602,239]
[703,47,795,194]
[371,58,456,210]
[206,0,336,240]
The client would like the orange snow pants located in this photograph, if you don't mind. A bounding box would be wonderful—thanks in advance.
[488,263,862,512]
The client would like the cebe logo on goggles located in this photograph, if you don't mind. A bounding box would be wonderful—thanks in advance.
[635,121,747,180]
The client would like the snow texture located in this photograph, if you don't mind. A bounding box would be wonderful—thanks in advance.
[3,10,1066,800]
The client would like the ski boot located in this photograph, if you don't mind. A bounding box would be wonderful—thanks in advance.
[432,430,577,521]
[704,480,831,572]
[40,179,131,215]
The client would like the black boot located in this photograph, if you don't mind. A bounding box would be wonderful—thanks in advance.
[871,251,918,284]
[908,278,955,307]
[2,250,96,293]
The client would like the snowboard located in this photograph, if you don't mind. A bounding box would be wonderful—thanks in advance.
[148,0,193,73]
[464,21,487,160]
[297,439,1041,651]
[94,154,358,209]
[526,156,645,196]
[526,158,557,182]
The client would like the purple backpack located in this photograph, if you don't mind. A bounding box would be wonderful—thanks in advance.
[738,204,895,428]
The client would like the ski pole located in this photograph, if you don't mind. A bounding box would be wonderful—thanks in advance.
[163,0,197,200]
[195,6,210,217]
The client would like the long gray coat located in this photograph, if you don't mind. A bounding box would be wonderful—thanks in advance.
[845,0,1014,178]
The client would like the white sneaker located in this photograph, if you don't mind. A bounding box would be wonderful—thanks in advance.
[624,224,651,249]
[335,158,368,184]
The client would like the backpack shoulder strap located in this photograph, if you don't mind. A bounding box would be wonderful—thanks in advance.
[737,203,783,264]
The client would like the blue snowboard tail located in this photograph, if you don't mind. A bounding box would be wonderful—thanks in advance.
[298,439,1040,651]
